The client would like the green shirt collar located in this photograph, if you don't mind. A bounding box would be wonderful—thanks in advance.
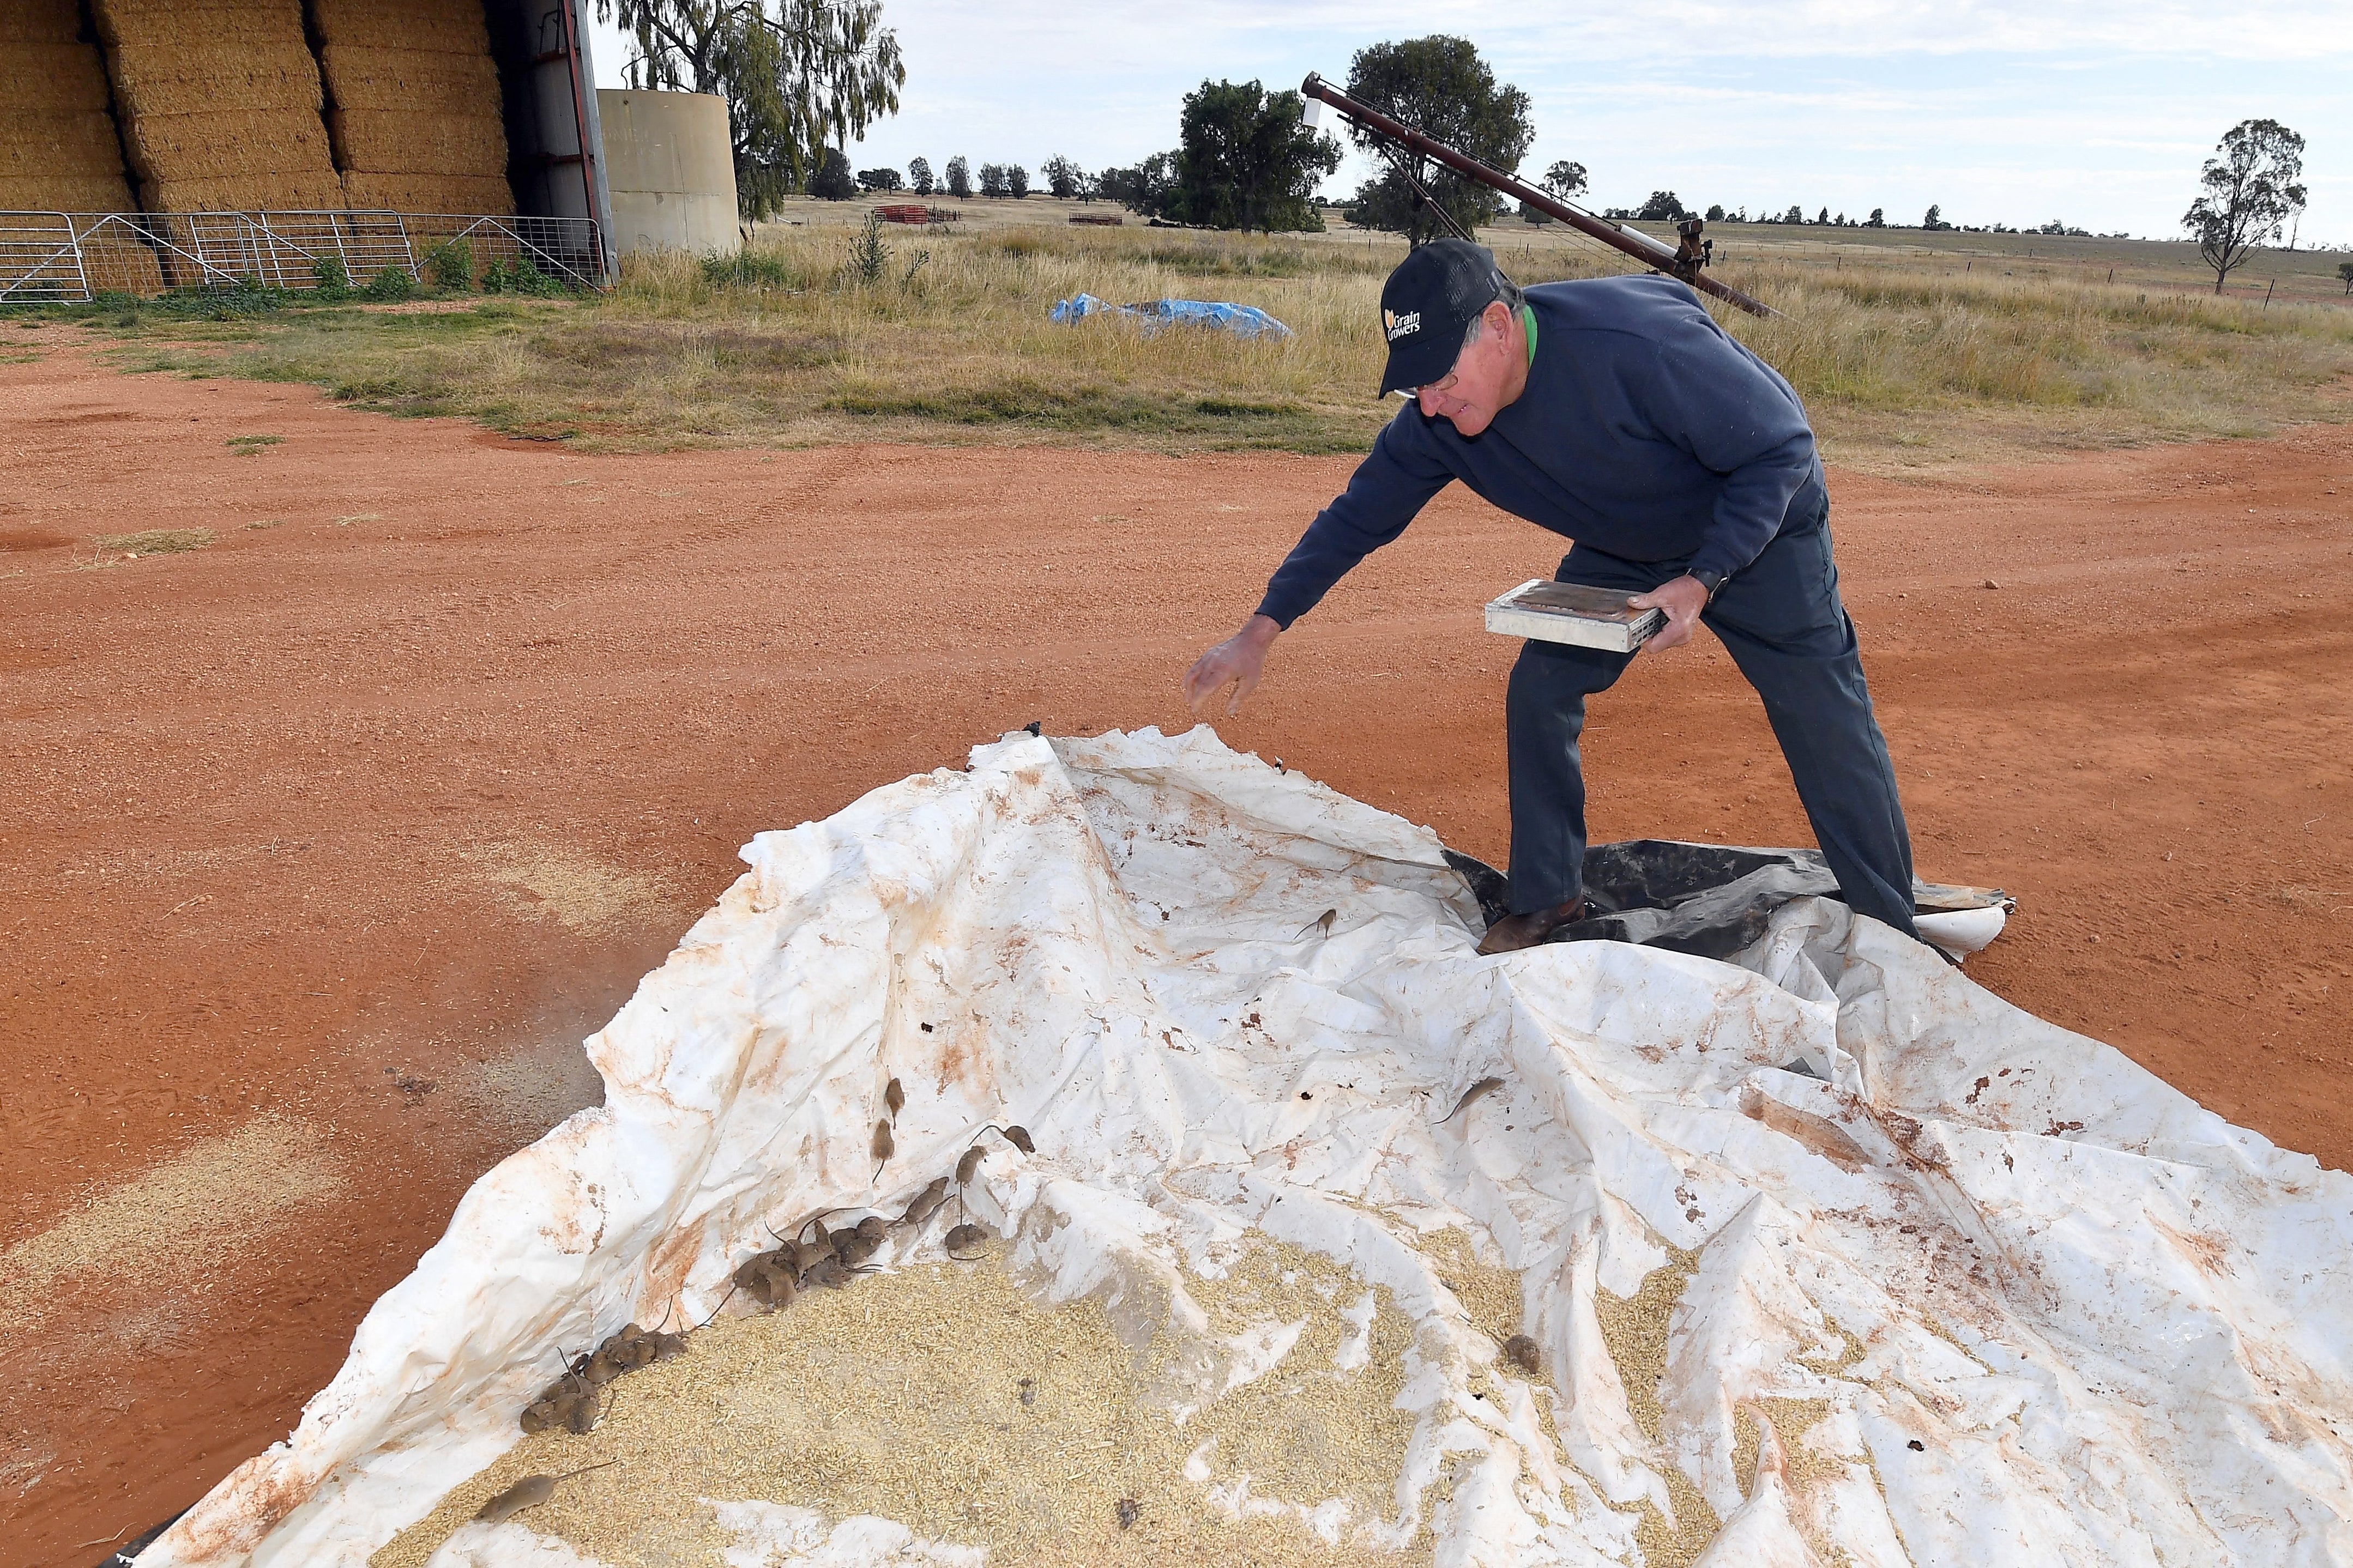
[1522,303,1538,366]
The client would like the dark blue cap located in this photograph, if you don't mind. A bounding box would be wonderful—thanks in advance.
[1377,239,1510,396]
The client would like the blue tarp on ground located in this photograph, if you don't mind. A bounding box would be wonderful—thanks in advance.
[1050,293,1292,339]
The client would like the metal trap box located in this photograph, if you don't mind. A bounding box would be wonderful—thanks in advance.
[1484,578,1667,653]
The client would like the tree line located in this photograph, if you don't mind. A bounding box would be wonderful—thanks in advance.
[1567,197,2117,238]
[829,155,1100,203]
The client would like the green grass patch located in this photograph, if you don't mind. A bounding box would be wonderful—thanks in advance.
[820,381,1357,449]
[117,348,222,377]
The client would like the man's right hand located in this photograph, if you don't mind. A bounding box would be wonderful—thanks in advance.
[1184,614,1282,717]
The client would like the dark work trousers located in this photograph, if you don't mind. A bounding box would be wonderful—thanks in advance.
[1504,502,1921,940]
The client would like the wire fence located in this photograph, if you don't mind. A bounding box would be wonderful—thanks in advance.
[0,210,606,304]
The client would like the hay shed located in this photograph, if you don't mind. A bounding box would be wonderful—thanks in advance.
[595,89,739,257]
[89,0,347,213]
[3,0,615,276]
[312,0,516,216]
[0,0,138,213]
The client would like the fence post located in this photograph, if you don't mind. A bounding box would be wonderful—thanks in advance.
[240,213,264,284]
[68,212,92,301]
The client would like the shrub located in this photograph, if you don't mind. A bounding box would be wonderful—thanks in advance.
[846,213,891,284]
[312,255,351,298]
[362,265,417,302]
[482,257,571,296]
[701,249,802,290]
[422,239,474,291]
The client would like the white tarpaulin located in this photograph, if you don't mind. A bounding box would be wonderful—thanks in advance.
[140,727,2353,1567]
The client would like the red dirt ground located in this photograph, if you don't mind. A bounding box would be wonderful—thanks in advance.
[3,336,2348,1565]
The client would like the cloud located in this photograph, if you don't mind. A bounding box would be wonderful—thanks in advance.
[835,0,2353,63]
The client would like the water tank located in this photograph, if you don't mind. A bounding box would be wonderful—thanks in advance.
[594,88,738,256]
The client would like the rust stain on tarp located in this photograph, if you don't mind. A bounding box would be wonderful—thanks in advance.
[1741,1085,1872,1174]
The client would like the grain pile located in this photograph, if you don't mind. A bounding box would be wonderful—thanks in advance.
[371,1241,1437,1568]
[88,0,342,212]
[312,0,514,215]
[0,0,137,213]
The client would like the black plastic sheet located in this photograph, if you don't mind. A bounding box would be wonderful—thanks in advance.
[1443,841,2012,961]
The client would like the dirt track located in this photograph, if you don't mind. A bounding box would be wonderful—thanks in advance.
[3,338,2349,1564]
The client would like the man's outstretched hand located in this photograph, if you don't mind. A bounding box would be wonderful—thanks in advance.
[1627,574,1710,652]
[1184,614,1282,717]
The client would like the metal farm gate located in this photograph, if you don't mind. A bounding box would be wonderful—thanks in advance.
[0,210,606,304]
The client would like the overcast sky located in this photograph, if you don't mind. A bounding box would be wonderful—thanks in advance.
[584,2,2351,245]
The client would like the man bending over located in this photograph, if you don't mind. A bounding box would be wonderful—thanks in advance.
[1182,239,1921,955]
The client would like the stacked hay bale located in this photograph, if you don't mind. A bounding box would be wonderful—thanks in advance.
[312,0,514,215]
[89,0,343,212]
[0,0,138,213]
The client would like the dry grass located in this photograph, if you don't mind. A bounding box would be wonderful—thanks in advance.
[93,526,214,554]
[1714,258,2353,468]
[45,216,2353,470]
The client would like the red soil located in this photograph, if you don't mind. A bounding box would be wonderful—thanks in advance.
[2,337,2348,1565]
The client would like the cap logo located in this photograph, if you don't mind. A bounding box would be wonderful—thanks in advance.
[1383,308,1420,342]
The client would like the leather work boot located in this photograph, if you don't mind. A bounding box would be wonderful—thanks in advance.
[1476,897,1589,956]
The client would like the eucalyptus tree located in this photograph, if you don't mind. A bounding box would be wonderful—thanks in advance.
[2182,119,2307,294]
[599,0,906,217]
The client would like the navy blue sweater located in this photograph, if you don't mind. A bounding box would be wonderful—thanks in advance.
[1255,273,1826,628]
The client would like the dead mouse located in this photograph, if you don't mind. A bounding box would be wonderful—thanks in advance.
[475,1460,621,1523]
[1440,1076,1504,1124]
